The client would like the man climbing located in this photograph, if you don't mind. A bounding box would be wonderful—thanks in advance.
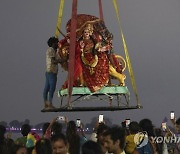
[43,36,60,110]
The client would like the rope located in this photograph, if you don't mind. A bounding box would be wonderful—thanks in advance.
[112,0,140,106]
[55,0,65,38]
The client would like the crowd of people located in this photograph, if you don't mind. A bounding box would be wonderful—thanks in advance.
[0,116,180,154]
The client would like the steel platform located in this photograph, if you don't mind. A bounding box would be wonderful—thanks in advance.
[41,86,142,112]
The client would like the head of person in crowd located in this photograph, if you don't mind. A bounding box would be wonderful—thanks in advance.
[51,133,69,154]
[154,128,163,154]
[51,122,63,136]
[42,122,50,136]
[15,124,31,146]
[0,125,6,143]
[34,138,52,154]
[96,123,109,153]
[82,140,103,154]
[21,124,31,137]
[26,132,40,149]
[66,120,77,134]
[0,139,14,154]
[26,132,40,154]
[97,123,109,142]
[175,117,180,134]
[124,121,141,154]
[139,118,155,137]
[121,121,126,129]
[47,36,59,50]
[0,125,15,153]
[66,120,80,154]
[11,144,27,154]
[103,126,126,154]
[97,123,109,144]
[129,121,140,134]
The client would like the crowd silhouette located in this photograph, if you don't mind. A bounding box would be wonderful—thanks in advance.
[0,116,180,154]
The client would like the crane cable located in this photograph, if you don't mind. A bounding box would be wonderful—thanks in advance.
[55,0,65,38]
[112,0,140,106]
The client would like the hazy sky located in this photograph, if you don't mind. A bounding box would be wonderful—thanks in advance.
[0,0,180,127]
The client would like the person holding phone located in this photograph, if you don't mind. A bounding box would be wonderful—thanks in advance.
[96,123,109,154]
[170,117,180,154]
[138,119,158,154]
[89,116,105,142]
[125,121,140,154]
[44,117,63,139]
[175,118,180,134]
[66,121,81,154]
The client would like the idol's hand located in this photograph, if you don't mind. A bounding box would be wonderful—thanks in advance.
[80,41,85,49]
